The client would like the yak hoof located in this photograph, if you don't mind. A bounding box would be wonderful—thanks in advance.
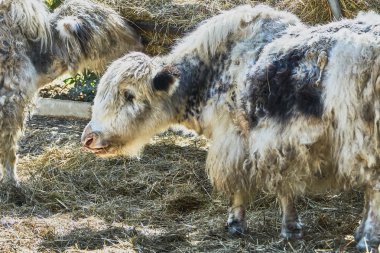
[356,235,379,252]
[13,180,20,188]
[281,221,303,240]
[226,219,247,235]
[354,225,364,243]
[0,176,20,188]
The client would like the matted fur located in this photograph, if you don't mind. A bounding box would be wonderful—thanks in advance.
[0,0,49,185]
[169,4,301,62]
[83,1,303,240]
[0,0,142,186]
[0,0,51,50]
[237,18,380,194]
[83,4,301,158]
[32,0,144,86]
[50,0,143,74]
[83,4,380,251]
[236,14,380,248]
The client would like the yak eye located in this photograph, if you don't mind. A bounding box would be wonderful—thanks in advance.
[124,90,135,103]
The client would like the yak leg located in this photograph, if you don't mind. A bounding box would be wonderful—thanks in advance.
[226,190,248,235]
[0,131,21,187]
[3,138,19,186]
[356,186,380,251]
[0,99,28,187]
[0,41,37,187]
[279,194,303,240]
[355,189,370,243]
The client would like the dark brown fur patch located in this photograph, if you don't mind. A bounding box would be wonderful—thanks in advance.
[362,102,374,122]
[246,43,333,127]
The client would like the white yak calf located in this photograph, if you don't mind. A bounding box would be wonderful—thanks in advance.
[82,5,380,251]
[0,0,142,185]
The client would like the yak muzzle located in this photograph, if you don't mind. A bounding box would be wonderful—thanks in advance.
[81,124,109,153]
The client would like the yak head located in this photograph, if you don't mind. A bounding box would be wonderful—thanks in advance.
[51,0,143,73]
[81,52,180,157]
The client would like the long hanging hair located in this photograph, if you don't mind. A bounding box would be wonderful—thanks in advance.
[51,0,143,73]
[0,0,51,50]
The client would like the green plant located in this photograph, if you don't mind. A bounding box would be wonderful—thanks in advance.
[45,0,62,10]
[63,70,99,102]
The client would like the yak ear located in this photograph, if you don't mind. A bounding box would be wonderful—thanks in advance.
[152,66,179,92]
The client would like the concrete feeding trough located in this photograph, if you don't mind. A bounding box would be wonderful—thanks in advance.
[35,97,92,119]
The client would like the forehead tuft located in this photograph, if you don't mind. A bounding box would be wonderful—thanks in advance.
[108,52,153,81]
[97,52,154,93]
[56,16,81,38]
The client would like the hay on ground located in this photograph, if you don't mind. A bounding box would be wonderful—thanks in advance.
[0,116,365,252]
[280,0,379,24]
[95,0,380,55]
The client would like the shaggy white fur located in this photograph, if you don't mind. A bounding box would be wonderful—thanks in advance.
[0,0,142,186]
[84,4,380,251]
[1,0,51,50]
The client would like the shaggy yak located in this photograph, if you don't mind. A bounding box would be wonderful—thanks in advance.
[0,0,142,186]
[82,5,380,251]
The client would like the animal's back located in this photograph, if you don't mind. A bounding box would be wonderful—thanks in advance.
[238,15,380,194]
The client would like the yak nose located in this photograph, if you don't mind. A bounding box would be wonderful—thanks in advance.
[81,124,109,150]
[81,124,94,147]
[83,133,95,147]
[81,125,101,148]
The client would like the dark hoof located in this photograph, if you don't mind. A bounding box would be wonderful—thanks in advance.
[356,236,379,252]
[225,219,247,236]
[12,180,20,188]
[281,221,303,240]
[355,225,364,243]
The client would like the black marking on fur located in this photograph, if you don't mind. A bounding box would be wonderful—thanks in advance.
[0,76,4,89]
[248,47,326,126]
[175,56,208,119]
[153,68,178,92]
[173,53,234,120]
[308,20,380,37]
[28,42,54,75]
[170,17,297,123]
[362,102,374,122]
[73,18,93,57]
[0,48,7,55]
[0,40,9,56]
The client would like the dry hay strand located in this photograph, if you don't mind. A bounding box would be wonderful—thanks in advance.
[278,0,379,24]
[16,134,208,219]
[94,0,380,55]
[97,0,272,54]
[0,117,367,252]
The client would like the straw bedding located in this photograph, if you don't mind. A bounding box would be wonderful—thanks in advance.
[97,0,380,54]
[0,116,363,252]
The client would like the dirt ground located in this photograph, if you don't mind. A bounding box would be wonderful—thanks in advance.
[0,115,365,252]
